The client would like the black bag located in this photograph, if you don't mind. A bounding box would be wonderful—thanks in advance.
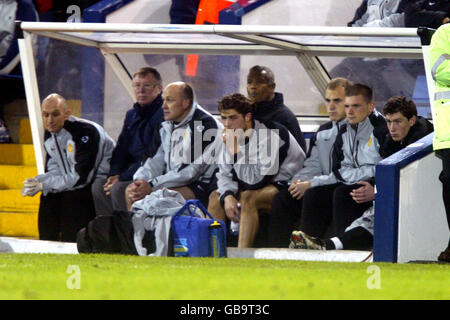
[76,211,156,255]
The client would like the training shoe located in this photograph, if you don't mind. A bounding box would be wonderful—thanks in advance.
[289,230,326,250]
[438,246,450,263]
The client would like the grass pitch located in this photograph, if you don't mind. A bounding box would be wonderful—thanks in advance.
[0,253,449,300]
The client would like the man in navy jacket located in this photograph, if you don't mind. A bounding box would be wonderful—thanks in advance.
[92,67,164,215]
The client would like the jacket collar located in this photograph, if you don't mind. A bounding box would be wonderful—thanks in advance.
[254,92,283,113]
[133,94,163,117]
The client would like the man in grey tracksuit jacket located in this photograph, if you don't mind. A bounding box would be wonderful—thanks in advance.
[128,82,222,209]
[21,94,115,242]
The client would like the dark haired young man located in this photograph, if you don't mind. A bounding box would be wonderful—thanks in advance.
[208,93,305,248]
[291,95,433,251]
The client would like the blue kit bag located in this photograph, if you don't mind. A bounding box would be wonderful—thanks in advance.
[171,200,227,258]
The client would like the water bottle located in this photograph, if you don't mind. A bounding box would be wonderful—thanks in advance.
[230,202,241,236]
[209,220,226,258]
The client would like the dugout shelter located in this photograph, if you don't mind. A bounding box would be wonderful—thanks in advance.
[16,21,448,262]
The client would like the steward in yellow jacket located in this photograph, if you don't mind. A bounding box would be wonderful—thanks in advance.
[430,23,450,262]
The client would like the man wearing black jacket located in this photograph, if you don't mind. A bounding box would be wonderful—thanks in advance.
[246,65,306,153]
[405,0,450,29]
[91,67,164,215]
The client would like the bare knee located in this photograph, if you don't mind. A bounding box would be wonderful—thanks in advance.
[240,190,256,207]
[208,191,225,221]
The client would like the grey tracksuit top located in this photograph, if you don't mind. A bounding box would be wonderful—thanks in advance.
[309,110,388,187]
[133,103,223,190]
[217,119,306,204]
[292,119,346,183]
[36,115,115,195]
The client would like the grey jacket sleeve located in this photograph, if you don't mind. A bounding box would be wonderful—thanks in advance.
[217,145,239,201]
[150,127,221,190]
[133,143,166,182]
[291,142,323,182]
[35,153,71,195]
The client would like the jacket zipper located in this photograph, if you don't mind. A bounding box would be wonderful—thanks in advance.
[53,134,68,174]
[350,124,359,167]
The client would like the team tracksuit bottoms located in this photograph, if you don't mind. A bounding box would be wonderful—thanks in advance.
[38,185,96,242]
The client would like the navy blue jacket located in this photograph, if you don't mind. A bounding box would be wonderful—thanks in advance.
[109,95,164,181]
[253,92,307,153]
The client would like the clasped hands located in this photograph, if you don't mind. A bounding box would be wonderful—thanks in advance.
[126,179,152,203]
[288,179,374,203]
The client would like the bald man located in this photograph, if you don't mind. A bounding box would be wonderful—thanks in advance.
[22,93,115,242]
[125,82,222,210]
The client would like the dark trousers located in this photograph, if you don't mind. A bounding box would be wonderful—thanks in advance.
[438,148,450,248]
[337,226,373,251]
[300,183,373,238]
[38,186,96,242]
[267,188,303,248]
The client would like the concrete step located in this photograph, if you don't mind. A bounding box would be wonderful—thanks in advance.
[18,118,32,144]
[0,212,38,238]
[0,189,39,213]
[0,144,35,166]
[0,165,37,189]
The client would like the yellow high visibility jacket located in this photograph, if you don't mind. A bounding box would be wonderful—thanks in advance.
[430,23,450,150]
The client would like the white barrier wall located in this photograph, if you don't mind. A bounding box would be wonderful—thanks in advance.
[397,152,449,263]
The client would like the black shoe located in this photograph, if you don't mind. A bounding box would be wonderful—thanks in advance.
[438,245,450,263]
[76,228,92,253]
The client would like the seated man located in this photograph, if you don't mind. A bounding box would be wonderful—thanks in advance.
[291,84,388,240]
[291,95,433,250]
[92,67,164,215]
[246,65,307,153]
[267,77,352,247]
[208,93,305,248]
[21,93,115,242]
[125,81,221,209]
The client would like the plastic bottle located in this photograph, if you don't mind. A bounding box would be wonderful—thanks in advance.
[230,202,241,236]
[209,220,226,258]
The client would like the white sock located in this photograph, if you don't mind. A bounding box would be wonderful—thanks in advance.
[331,237,344,250]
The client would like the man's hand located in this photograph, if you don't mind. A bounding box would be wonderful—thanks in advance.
[127,179,152,202]
[222,129,239,154]
[224,194,240,222]
[103,175,120,195]
[350,181,375,204]
[21,178,43,197]
[288,180,311,200]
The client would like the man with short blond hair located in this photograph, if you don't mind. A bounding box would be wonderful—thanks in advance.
[267,78,352,247]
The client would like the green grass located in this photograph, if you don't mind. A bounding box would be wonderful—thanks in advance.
[0,253,449,300]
